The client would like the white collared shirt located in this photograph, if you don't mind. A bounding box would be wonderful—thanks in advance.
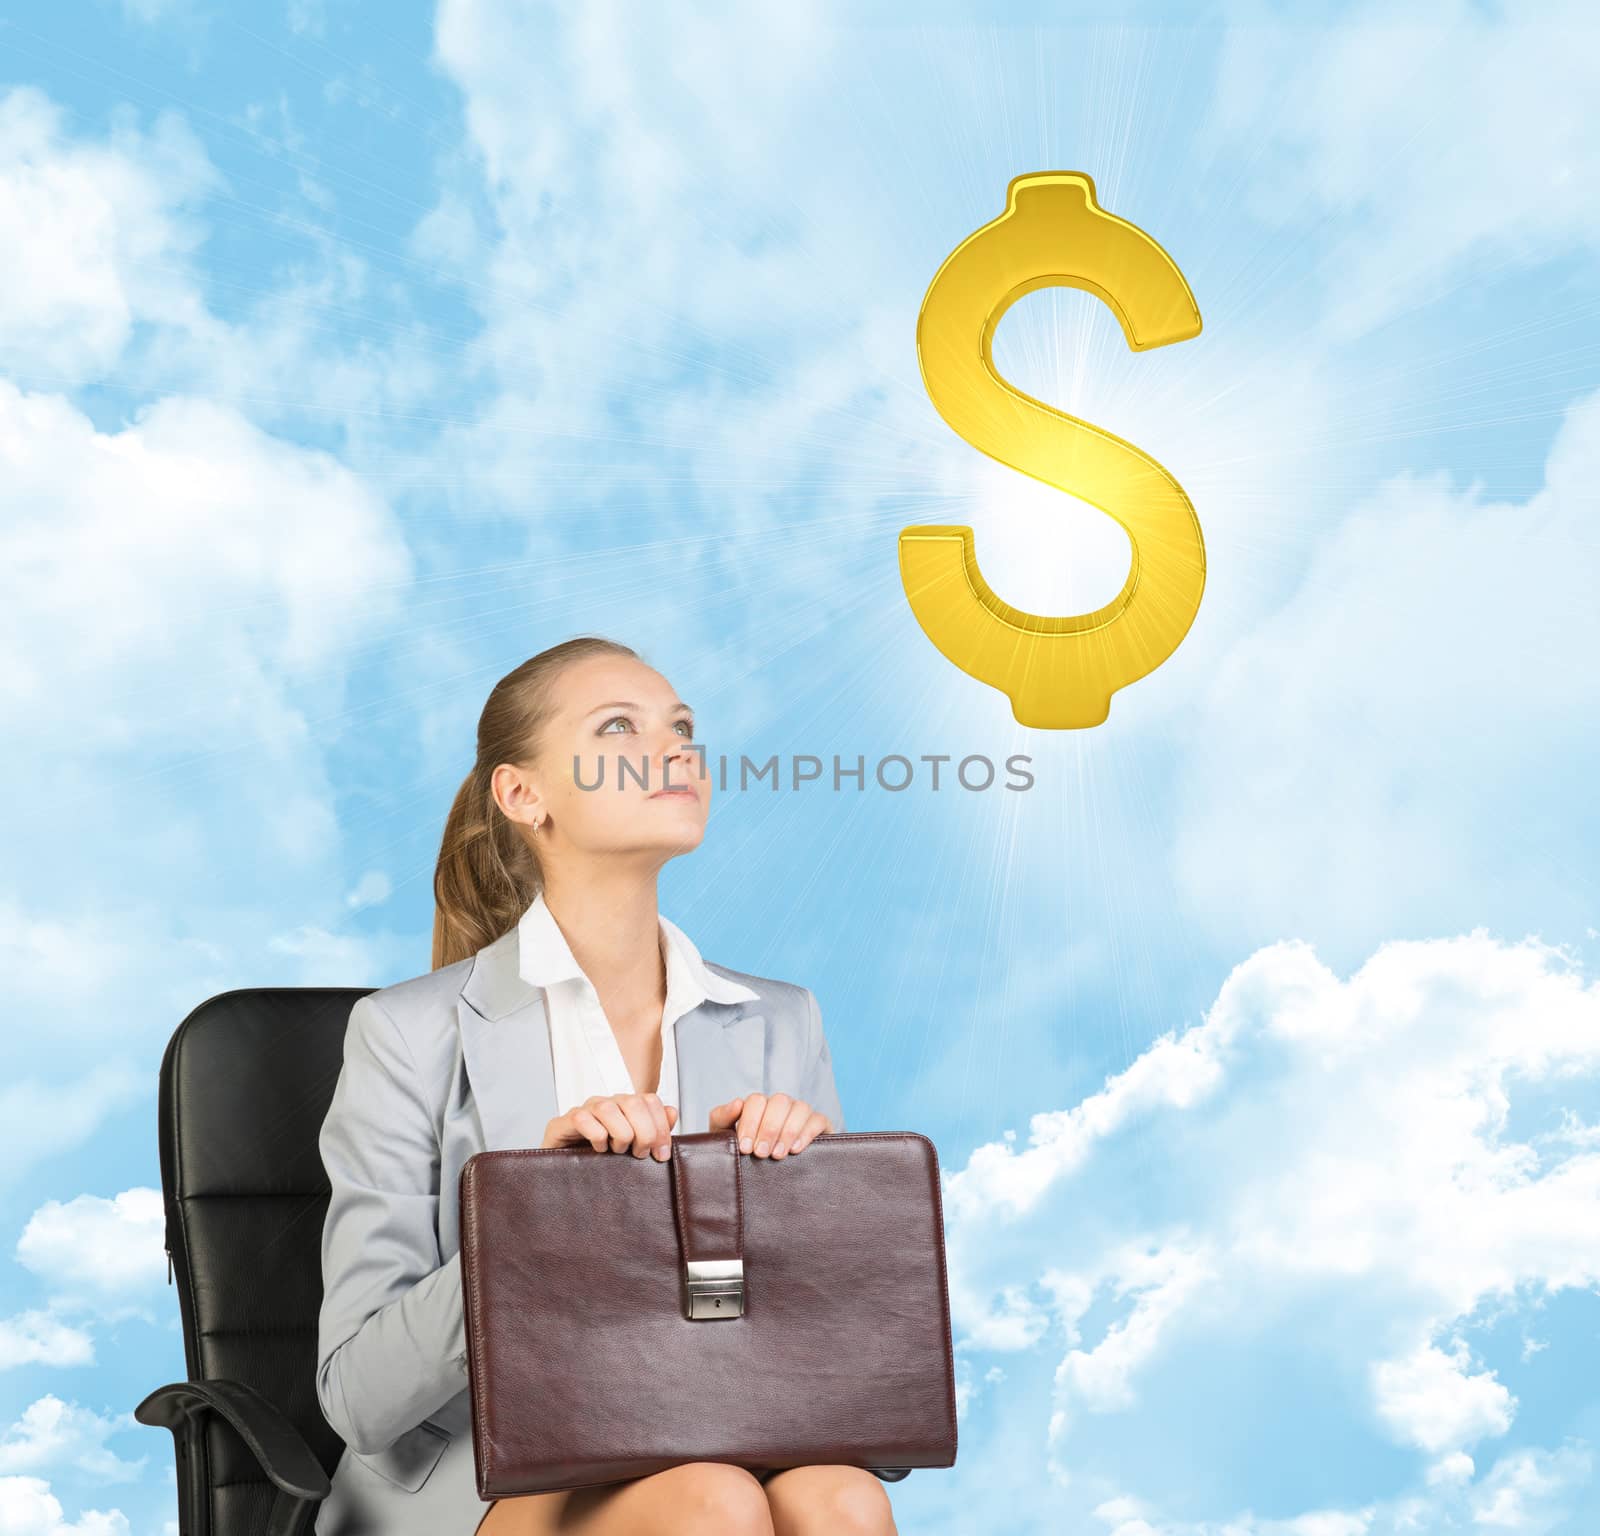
[516,891,759,1135]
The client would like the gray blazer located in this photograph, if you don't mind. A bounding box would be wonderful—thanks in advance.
[312,921,846,1536]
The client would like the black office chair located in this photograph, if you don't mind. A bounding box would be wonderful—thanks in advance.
[136,987,371,1536]
[137,985,918,1533]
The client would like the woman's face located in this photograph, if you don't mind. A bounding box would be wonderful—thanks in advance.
[505,653,710,863]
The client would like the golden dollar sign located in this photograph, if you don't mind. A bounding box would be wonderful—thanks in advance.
[903,171,1205,729]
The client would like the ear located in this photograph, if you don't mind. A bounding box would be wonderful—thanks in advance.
[490,760,546,830]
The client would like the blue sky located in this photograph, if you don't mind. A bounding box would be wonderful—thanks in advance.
[3,1,1600,1532]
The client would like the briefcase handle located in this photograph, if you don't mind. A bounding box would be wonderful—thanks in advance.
[669,1130,745,1321]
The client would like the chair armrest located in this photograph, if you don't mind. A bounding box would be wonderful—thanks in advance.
[136,1379,330,1535]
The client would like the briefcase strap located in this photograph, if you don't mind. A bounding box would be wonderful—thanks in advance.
[669,1131,744,1320]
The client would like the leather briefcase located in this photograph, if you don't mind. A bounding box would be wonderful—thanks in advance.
[458,1127,958,1496]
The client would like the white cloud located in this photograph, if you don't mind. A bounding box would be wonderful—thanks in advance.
[1370,1336,1513,1456]
[1427,1450,1475,1487]
[266,922,389,978]
[1051,1241,1217,1419]
[1082,1439,1592,1536]
[1471,1445,1593,1534]
[943,928,1600,1526]
[419,0,897,622]
[0,1071,146,1200]
[944,985,1239,1226]
[0,1476,129,1536]
[286,0,326,38]
[0,1398,144,1483]
[344,871,392,911]
[117,0,191,23]
[0,376,412,1171]
[0,86,216,379]
[0,78,421,1182]
[1208,0,1600,341]
[0,376,411,869]
[0,380,411,727]
[1171,385,1600,966]
[14,1191,165,1309]
[0,1314,94,1372]
[0,79,441,445]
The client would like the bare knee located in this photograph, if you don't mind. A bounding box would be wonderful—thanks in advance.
[825,1479,895,1536]
[772,1471,896,1536]
[667,1462,774,1535]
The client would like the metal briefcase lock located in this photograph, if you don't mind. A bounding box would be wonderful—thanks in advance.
[682,1257,744,1319]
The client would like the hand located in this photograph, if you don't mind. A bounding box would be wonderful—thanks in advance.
[542,1093,678,1161]
[707,1092,831,1159]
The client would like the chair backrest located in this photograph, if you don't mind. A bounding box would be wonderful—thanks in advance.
[158,986,371,1525]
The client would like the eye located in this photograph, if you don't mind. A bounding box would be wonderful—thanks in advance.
[597,714,694,737]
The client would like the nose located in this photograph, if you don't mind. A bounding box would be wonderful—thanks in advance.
[652,729,684,787]
[657,733,697,791]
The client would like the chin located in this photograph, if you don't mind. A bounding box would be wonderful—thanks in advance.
[651,827,706,855]
[632,800,706,836]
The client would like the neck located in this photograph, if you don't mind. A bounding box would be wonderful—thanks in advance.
[539,862,666,1022]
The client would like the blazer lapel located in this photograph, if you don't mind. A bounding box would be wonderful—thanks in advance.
[457,928,554,1153]
[458,924,768,1149]
[675,1006,766,1138]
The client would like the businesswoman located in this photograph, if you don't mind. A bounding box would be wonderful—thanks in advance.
[313,636,903,1536]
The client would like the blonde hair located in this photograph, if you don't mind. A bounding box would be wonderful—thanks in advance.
[431,635,640,969]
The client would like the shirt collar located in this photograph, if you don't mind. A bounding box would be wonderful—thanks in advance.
[516,892,759,1006]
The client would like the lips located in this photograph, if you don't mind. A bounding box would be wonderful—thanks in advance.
[650,787,697,799]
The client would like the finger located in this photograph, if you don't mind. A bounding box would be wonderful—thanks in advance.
[751,1093,792,1157]
[619,1097,659,1159]
[789,1109,830,1153]
[629,1095,671,1160]
[707,1096,744,1132]
[629,1093,670,1156]
[664,1103,679,1129]
[735,1093,766,1153]
[770,1098,813,1159]
[587,1098,634,1154]
[569,1108,611,1154]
